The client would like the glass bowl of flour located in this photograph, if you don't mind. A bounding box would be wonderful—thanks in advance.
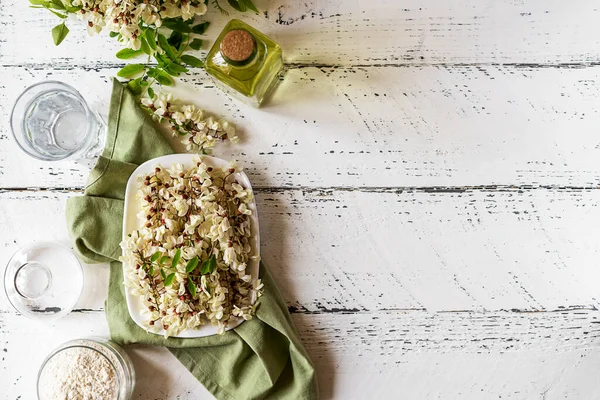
[37,337,135,399]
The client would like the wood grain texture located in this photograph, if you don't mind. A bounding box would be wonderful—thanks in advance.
[2,307,600,399]
[3,0,600,67]
[2,0,600,398]
[2,65,600,189]
[1,189,599,314]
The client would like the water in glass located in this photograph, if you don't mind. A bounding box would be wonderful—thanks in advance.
[24,89,91,159]
[11,81,105,161]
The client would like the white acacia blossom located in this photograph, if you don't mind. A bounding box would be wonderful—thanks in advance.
[120,156,263,337]
[141,92,238,152]
[70,0,207,49]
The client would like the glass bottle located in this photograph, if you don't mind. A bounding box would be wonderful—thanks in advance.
[205,19,283,107]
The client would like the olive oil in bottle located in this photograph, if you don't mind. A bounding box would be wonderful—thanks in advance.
[205,19,283,107]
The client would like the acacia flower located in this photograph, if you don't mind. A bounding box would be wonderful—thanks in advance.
[141,92,239,153]
[120,155,261,337]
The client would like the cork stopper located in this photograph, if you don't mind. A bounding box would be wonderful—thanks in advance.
[220,29,256,64]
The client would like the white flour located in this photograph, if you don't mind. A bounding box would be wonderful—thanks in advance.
[38,342,119,400]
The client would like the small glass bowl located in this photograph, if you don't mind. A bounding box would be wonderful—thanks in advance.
[3,242,83,321]
[37,337,135,400]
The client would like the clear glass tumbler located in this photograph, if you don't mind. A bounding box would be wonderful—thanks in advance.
[10,81,106,161]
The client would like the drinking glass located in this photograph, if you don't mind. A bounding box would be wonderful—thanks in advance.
[10,81,106,161]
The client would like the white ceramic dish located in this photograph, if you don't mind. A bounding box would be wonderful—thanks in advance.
[122,154,260,338]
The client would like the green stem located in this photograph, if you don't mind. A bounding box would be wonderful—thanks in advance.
[140,76,157,98]
[175,35,191,59]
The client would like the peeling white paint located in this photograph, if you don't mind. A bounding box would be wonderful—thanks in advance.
[2,0,600,398]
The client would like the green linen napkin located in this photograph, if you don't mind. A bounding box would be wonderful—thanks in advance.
[66,80,318,400]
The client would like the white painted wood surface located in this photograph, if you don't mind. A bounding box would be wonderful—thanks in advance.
[2,0,600,399]
[4,0,600,66]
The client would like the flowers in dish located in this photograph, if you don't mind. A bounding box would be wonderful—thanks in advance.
[120,156,262,337]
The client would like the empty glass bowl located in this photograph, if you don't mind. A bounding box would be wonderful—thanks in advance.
[3,242,84,320]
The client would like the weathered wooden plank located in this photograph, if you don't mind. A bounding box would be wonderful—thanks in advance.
[1,308,599,399]
[3,0,600,66]
[2,188,599,314]
[299,309,600,399]
[2,65,600,189]
[3,1,600,399]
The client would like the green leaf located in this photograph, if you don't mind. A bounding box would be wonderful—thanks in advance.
[148,87,155,99]
[160,269,166,280]
[191,22,210,34]
[177,34,189,51]
[150,252,161,262]
[153,53,169,68]
[127,77,143,95]
[201,254,217,275]
[164,273,176,286]
[140,80,149,87]
[51,22,69,46]
[186,256,199,273]
[165,62,189,76]
[227,0,246,12]
[159,255,169,265]
[48,9,67,18]
[50,0,65,10]
[148,68,173,85]
[65,5,81,12]
[109,31,119,38]
[241,0,259,13]
[117,64,145,78]
[144,30,157,50]
[158,54,173,69]
[149,264,155,275]
[172,248,181,268]
[140,35,152,55]
[187,277,197,297]
[181,55,204,68]
[162,18,192,33]
[155,70,174,86]
[189,39,203,51]
[158,33,180,62]
[167,31,184,51]
[115,48,143,59]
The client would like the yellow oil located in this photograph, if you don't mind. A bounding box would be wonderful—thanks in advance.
[205,19,283,107]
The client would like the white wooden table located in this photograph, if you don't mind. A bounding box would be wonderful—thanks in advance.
[2,1,600,398]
